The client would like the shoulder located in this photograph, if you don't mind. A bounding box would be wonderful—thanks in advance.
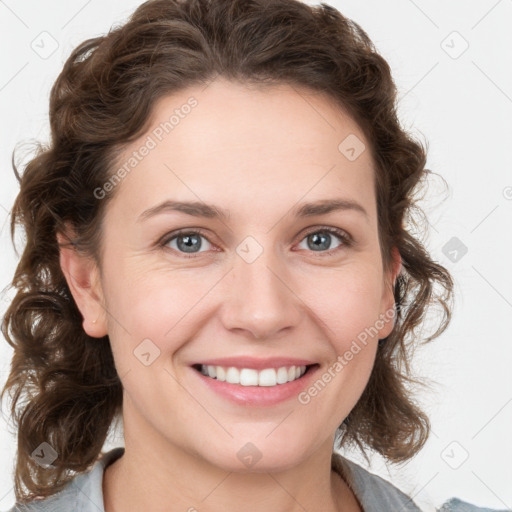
[331,453,511,512]
[438,497,512,512]
[332,452,423,511]
[5,483,79,512]
[4,447,125,512]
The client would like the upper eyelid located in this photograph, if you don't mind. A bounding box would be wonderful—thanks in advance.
[300,225,351,240]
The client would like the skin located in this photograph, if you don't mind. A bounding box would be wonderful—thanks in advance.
[58,77,401,512]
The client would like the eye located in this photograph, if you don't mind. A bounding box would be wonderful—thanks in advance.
[296,227,352,254]
[161,229,214,258]
[160,226,352,259]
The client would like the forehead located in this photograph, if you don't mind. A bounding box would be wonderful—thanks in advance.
[145,78,369,160]
[108,78,376,222]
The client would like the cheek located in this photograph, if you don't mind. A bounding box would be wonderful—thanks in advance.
[100,259,218,362]
[301,266,385,343]
[293,283,380,436]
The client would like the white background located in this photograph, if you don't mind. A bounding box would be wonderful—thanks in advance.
[1,1,511,511]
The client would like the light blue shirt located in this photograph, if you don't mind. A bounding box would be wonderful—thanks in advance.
[4,447,509,512]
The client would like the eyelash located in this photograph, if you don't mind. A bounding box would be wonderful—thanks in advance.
[158,226,353,259]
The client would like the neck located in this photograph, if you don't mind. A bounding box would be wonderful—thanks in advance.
[102,408,357,512]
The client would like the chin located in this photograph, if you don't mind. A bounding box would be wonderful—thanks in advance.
[200,436,316,474]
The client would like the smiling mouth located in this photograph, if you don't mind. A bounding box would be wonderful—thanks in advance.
[192,364,317,387]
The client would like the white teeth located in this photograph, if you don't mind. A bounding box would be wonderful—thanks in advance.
[258,368,276,387]
[276,366,289,384]
[240,368,258,386]
[199,364,308,386]
[225,367,238,383]
[216,366,226,381]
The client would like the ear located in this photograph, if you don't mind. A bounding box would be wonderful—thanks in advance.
[57,224,108,338]
[378,246,402,339]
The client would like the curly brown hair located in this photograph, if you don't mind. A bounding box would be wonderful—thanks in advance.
[1,0,453,502]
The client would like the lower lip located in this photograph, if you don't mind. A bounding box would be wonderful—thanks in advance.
[191,365,320,406]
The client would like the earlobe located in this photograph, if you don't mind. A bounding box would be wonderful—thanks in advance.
[56,228,108,338]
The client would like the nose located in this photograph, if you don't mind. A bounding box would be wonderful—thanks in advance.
[219,249,303,340]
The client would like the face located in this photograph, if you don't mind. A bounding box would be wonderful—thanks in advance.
[63,78,400,473]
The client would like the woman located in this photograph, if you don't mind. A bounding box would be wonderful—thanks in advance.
[1,0,505,511]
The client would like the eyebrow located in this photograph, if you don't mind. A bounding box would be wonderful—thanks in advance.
[137,200,230,222]
[293,198,368,220]
[137,198,368,223]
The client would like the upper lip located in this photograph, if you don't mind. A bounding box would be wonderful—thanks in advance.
[191,357,317,370]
